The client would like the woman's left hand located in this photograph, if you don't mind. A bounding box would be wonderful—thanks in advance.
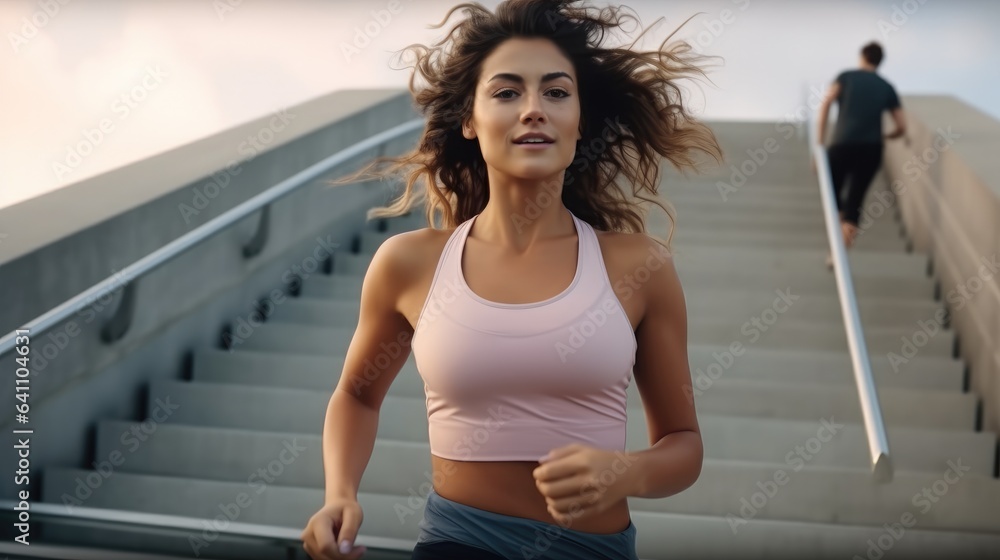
[531,443,638,525]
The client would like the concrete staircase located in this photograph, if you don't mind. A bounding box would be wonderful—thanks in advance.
[39,126,1000,559]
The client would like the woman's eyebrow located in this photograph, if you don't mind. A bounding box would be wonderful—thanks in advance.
[486,71,574,84]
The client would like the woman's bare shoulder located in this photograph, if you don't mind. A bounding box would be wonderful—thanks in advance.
[371,225,456,280]
[595,229,672,269]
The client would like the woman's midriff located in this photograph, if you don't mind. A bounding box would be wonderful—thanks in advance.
[430,454,633,535]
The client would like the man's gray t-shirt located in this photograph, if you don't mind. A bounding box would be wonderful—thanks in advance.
[831,69,901,146]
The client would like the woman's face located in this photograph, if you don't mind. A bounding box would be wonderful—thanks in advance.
[463,37,582,182]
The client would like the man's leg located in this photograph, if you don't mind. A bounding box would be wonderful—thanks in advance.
[824,144,856,268]
[825,144,852,213]
[842,143,884,231]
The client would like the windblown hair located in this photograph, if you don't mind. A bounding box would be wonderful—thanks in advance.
[327,0,723,250]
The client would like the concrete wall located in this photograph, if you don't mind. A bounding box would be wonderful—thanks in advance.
[883,95,1000,433]
[0,88,420,499]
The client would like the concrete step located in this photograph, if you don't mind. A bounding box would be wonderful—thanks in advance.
[0,530,293,560]
[685,292,942,329]
[95,410,996,479]
[303,263,936,303]
[667,229,906,252]
[39,469,1000,560]
[675,270,935,300]
[640,458,1000,533]
[689,316,954,356]
[266,291,943,332]
[373,206,896,240]
[46,441,1000,534]
[298,273,363,299]
[357,224,907,258]
[647,208,904,236]
[659,204,826,230]
[670,181,823,198]
[377,204,832,238]
[669,245,927,276]
[378,208,905,241]
[193,343,964,393]
[154,374,977,435]
[318,249,936,300]
[233,317,953,358]
[376,203,844,238]
[668,161,815,181]
[649,378,977,431]
[349,230,924,274]
[267,297,359,326]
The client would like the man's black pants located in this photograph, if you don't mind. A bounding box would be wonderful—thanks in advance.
[827,142,884,226]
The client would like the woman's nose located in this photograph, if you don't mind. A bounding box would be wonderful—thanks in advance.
[521,92,546,123]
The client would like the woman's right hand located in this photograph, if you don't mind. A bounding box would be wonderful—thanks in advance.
[301,498,367,559]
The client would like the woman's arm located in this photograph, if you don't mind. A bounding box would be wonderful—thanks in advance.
[322,233,417,503]
[626,236,703,500]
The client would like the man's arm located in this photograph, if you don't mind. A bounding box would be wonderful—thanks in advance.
[885,107,906,140]
[816,81,841,146]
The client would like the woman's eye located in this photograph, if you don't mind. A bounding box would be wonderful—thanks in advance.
[493,89,570,99]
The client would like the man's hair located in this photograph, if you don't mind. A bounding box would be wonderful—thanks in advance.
[861,41,884,67]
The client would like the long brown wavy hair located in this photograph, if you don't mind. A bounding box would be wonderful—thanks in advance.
[327,0,723,251]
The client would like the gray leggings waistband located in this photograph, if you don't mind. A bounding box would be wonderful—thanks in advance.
[416,488,639,560]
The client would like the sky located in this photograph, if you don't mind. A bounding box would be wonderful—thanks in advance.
[1,0,998,210]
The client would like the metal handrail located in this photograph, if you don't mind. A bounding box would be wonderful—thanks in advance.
[0,500,414,554]
[0,117,424,355]
[808,113,893,483]
[0,116,424,549]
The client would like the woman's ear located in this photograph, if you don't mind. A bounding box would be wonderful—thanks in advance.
[462,119,476,140]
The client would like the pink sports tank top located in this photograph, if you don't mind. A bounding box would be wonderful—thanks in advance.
[411,210,638,461]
